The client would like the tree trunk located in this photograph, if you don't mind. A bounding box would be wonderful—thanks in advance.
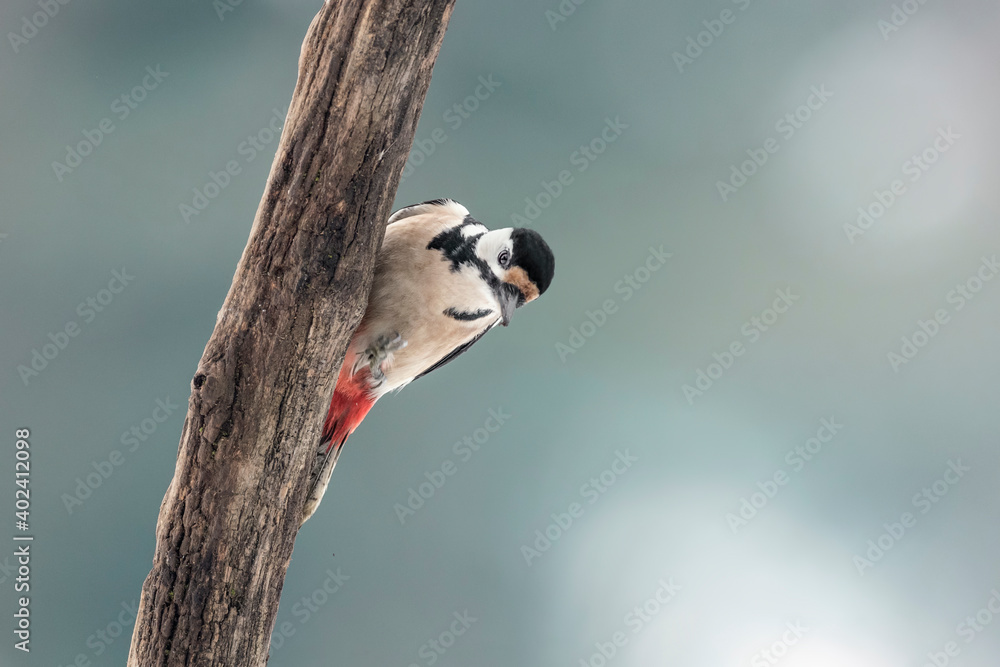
[127,1,455,664]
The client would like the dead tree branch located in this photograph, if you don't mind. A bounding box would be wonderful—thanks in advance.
[127,1,455,664]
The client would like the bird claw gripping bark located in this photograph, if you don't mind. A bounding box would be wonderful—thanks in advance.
[353,333,407,384]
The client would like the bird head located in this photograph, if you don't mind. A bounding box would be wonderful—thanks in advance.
[476,227,555,326]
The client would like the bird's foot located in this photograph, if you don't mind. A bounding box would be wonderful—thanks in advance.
[354,332,407,383]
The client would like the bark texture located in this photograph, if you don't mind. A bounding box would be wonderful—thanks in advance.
[127,1,455,664]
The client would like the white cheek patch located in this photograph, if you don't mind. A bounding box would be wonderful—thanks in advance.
[462,223,488,237]
[473,229,514,274]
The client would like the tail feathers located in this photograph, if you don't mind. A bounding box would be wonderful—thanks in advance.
[302,366,376,524]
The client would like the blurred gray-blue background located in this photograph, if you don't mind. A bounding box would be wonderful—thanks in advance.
[2,0,1000,665]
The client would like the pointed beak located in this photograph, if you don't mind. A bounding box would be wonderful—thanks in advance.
[499,288,519,327]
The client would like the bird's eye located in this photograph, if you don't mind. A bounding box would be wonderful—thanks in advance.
[498,249,511,268]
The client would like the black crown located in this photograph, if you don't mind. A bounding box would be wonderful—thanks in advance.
[511,228,555,296]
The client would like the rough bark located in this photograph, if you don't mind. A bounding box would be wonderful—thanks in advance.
[127,1,455,665]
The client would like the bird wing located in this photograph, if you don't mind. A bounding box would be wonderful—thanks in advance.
[413,319,499,381]
[387,199,469,226]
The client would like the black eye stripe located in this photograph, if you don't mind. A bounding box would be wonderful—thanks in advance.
[427,219,496,286]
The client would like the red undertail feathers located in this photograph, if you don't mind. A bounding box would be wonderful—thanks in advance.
[321,363,376,455]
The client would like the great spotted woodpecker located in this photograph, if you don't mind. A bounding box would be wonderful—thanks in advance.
[302,199,555,522]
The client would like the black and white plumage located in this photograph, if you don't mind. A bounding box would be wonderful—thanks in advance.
[302,199,554,521]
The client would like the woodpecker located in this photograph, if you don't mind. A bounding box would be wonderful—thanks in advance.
[302,199,555,522]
